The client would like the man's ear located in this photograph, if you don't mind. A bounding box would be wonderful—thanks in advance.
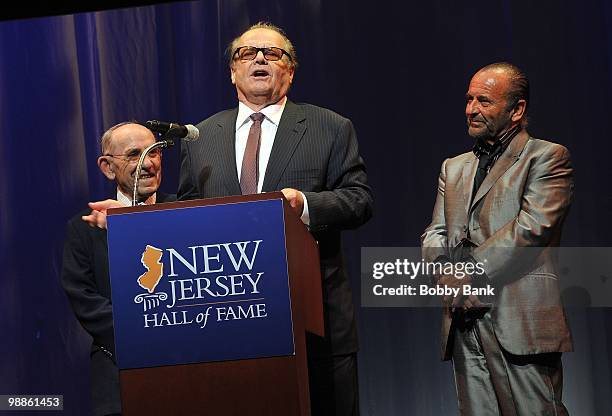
[288,64,295,85]
[511,99,527,123]
[230,64,236,85]
[98,156,115,180]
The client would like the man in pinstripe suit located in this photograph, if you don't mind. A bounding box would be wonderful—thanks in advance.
[178,22,373,416]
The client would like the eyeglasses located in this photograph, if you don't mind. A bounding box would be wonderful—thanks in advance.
[233,46,292,62]
[103,147,162,163]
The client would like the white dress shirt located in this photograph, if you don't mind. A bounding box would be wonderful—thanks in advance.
[116,189,156,206]
[235,97,310,225]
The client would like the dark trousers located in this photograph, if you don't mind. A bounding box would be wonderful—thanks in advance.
[452,310,568,416]
[308,353,359,416]
[90,349,121,416]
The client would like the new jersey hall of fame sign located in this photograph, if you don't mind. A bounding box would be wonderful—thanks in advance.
[107,198,295,369]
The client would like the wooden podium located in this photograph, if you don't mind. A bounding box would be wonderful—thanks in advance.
[107,192,323,416]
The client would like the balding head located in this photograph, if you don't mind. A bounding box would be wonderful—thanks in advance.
[465,63,529,141]
[476,62,529,126]
[97,122,162,201]
[227,22,298,70]
[227,23,296,111]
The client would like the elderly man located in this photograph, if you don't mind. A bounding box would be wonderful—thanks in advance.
[61,122,175,416]
[178,22,373,416]
[421,62,573,415]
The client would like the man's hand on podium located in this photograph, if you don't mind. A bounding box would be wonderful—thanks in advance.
[81,199,124,229]
[281,188,304,217]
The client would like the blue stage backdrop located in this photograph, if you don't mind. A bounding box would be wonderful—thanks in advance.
[1,1,611,415]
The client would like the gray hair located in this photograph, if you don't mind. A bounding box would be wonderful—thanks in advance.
[99,121,140,154]
[226,22,298,70]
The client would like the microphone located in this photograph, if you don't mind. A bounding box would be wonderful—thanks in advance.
[145,120,200,141]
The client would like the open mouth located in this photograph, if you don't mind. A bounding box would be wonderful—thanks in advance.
[137,173,155,180]
[252,69,270,78]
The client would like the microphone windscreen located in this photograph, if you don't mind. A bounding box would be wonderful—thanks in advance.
[184,124,200,142]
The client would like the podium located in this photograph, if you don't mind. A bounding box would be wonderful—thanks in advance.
[106,192,323,415]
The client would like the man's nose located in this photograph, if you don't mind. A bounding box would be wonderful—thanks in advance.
[466,98,478,115]
[255,50,267,63]
[141,153,155,168]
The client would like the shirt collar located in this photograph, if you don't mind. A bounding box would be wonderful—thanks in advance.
[117,189,156,206]
[473,125,521,158]
[236,96,288,130]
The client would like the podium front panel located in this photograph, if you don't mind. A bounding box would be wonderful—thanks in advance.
[107,198,295,369]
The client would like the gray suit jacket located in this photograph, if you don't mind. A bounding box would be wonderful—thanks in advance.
[421,130,574,360]
[178,100,373,355]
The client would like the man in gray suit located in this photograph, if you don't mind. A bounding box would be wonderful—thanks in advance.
[178,22,372,416]
[421,62,573,415]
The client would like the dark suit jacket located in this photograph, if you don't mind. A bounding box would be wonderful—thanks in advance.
[61,192,176,416]
[421,130,574,360]
[178,100,373,356]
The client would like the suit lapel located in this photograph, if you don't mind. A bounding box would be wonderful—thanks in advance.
[217,108,241,195]
[462,154,478,216]
[470,129,529,211]
[262,101,307,192]
[156,192,176,203]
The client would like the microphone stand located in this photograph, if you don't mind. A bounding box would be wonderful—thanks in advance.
[131,138,174,206]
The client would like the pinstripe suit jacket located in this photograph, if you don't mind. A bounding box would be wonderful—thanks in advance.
[178,100,373,355]
[421,130,574,360]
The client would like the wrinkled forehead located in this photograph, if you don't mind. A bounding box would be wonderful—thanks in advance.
[109,124,155,153]
[238,28,286,48]
[469,69,509,95]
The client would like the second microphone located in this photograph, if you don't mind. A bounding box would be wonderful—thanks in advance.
[145,120,200,141]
